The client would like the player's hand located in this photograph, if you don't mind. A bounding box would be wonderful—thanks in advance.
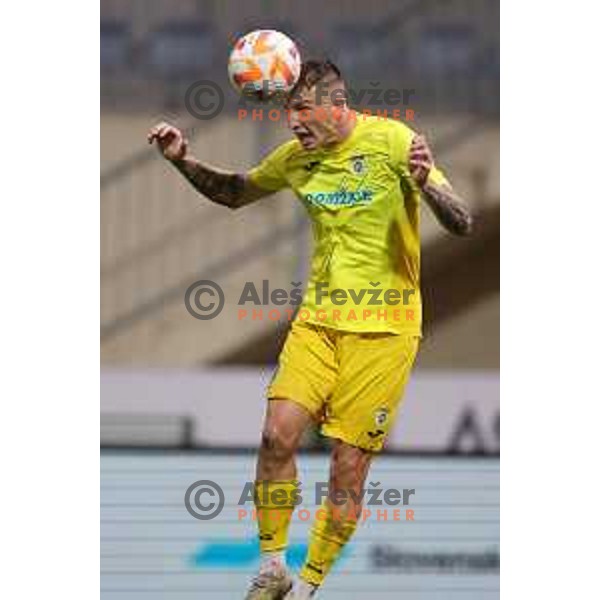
[409,134,433,188]
[147,122,188,162]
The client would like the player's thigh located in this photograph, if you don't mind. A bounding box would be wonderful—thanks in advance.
[268,321,338,420]
[323,333,419,452]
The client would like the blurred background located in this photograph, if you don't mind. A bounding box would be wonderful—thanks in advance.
[100,0,499,598]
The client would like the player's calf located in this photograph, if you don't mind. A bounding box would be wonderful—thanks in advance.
[293,441,373,597]
[247,400,314,599]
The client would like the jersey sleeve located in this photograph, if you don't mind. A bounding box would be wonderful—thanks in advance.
[247,142,293,192]
[426,165,450,187]
[388,119,416,176]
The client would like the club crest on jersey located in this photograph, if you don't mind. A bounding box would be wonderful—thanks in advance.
[351,155,367,175]
[374,408,389,427]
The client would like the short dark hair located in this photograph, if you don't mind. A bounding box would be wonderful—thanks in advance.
[291,59,343,94]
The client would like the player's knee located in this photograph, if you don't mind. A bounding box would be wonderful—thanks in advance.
[260,426,296,463]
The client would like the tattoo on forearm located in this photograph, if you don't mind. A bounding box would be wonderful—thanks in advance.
[422,182,473,236]
[172,158,246,208]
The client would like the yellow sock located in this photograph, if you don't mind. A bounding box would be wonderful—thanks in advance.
[300,499,359,586]
[254,480,299,553]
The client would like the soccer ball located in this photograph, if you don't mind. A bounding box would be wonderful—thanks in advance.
[228,30,302,99]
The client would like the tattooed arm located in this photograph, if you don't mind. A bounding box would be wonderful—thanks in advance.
[169,155,269,209]
[148,122,271,209]
[420,180,473,236]
[409,134,473,236]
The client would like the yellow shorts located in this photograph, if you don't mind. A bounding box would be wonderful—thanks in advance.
[268,321,419,452]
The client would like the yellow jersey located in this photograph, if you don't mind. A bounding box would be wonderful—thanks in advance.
[248,114,448,336]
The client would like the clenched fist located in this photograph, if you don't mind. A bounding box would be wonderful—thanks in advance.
[147,122,188,162]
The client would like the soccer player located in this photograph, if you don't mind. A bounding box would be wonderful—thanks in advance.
[148,60,472,599]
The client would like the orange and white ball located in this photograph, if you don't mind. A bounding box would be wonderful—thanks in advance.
[228,30,302,97]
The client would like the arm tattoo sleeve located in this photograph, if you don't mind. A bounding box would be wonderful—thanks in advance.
[422,181,473,236]
[171,157,247,209]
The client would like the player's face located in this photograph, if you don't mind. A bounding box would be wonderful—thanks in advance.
[287,82,347,150]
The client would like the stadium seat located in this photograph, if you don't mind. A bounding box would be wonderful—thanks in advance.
[415,24,477,75]
[146,21,217,79]
[100,20,131,72]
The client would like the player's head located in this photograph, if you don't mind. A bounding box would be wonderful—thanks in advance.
[286,59,352,150]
